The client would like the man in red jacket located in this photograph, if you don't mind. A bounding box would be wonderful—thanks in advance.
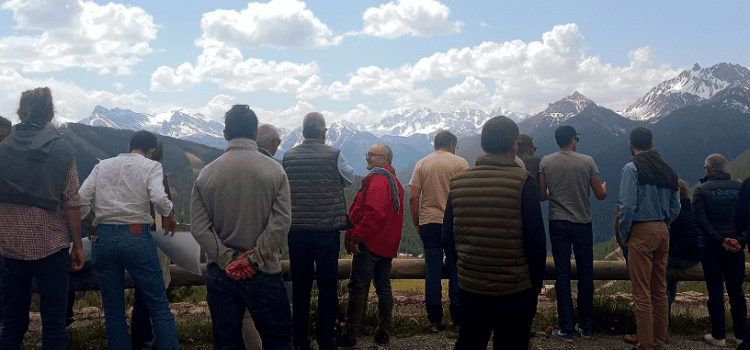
[338,144,404,348]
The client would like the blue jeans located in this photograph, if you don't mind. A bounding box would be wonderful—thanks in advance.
[1,248,70,350]
[420,223,460,324]
[454,288,536,350]
[288,230,339,350]
[343,245,393,338]
[702,246,747,340]
[549,220,594,334]
[92,224,178,350]
[205,263,293,350]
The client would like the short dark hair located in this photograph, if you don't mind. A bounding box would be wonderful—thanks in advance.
[629,127,653,151]
[224,105,258,141]
[433,130,457,150]
[517,134,534,153]
[151,141,165,163]
[481,116,519,155]
[17,87,54,124]
[129,131,159,153]
[554,125,578,148]
[302,112,326,139]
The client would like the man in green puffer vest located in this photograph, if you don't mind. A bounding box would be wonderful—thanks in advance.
[443,116,546,350]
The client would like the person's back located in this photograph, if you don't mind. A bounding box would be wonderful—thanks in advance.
[541,151,598,223]
[694,172,742,240]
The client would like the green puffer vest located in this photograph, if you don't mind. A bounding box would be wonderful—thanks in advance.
[449,154,531,296]
[282,139,348,232]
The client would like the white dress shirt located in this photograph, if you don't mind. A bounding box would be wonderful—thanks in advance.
[79,153,172,226]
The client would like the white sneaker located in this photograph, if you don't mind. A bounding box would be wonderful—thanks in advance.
[704,333,726,346]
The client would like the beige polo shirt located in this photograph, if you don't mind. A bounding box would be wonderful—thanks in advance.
[409,150,469,225]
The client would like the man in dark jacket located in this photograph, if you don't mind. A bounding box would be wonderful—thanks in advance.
[735,175,750,350]
[282,112,355,350]
[443,116,546,350]
[694,153,745,347]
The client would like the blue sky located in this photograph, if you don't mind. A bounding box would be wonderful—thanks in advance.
[0,0,747,128]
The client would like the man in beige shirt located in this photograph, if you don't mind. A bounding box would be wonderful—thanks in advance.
[409,130,469,333]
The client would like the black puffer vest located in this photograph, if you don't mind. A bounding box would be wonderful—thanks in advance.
[283,139,348,231]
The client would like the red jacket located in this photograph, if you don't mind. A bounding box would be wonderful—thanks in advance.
[346,165,404,258]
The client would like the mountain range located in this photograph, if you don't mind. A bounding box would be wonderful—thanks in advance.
[69,62,750,246]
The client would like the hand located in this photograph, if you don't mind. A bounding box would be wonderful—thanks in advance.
[225,250,256,280]
[163,212,178,236]
[344,235,353,254]
[602,182,607,193]
[350,242,361,256]
[70,247,85,271]
[723,238,741,253]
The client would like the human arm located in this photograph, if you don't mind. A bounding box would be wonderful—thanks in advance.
[521,177,547,293]
[538,173,549,202]
[734,178,750,243]
[189,182,236,270]
[160,176,178,235]
[338,152,356,187]
[617,163,638,242]
[614,206,626,246]
[442,195,457,262]
[63,161,84,270]
[347,175,391,244]
[590,175,607,200]
[409,186,421,233]
[77,165,97,219]
[247,172,292,274]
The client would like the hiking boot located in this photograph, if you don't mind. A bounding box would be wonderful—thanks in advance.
[551,329,573,343]
[429,322,443,333]
[373,330,390,345]
[705,334,726,346]
[575,323,591,340]
[623,334,638,344]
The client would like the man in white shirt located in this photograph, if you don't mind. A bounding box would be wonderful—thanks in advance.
[78,130,179,350]
[409,130,468,333]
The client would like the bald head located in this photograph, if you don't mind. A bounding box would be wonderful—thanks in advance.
[705,153,728,176]
[256,124,281,156]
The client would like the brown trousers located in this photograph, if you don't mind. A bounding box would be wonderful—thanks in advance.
[628,221,669,350]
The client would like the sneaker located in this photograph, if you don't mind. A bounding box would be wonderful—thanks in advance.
[373,330,390,345]
[336,336,357,348]
[575,323,591,340]
[623,334,638,344]
[551,329,573,343]
[705,334,727,346]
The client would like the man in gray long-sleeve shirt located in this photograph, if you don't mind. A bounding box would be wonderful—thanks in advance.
[190,105,293,349]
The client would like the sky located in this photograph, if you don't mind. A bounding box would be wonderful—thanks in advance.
[0,0,747,129]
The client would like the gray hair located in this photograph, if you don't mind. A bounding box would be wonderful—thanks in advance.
[375,143,393,164]
[302,112,326,139]
[256,124,280,149]
[705,153,728,174]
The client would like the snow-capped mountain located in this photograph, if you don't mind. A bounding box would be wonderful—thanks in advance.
[80,106,226,148]
[521,91,596,129]
[359,108,527,138]
[619,63,750,121]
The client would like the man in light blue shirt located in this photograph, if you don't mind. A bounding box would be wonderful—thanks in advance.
[617,127,680,350]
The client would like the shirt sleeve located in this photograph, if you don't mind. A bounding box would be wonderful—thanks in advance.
[148,162,172,217]
[62,160,81,210]
[589,156,600,176]
[337,152,356,187]
[442,195,456,258]
[408,161,422,188]
[78,164,97,219]
[668,189,681,224]
[190,181,234,270]
[249,171,292,273]
[617,162,638,241]
[693,186,725,245]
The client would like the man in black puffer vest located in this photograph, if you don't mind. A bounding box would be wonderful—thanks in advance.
[282,112,355,350]
[443,116,546,350]
[694,153,745,347]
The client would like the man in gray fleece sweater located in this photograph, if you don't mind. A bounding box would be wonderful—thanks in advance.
[190,105,293,349]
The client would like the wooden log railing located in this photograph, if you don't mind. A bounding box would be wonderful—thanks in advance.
[58,259,721,292]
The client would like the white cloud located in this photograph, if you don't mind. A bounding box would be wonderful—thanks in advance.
[0,68,150,124]
[0,0,157,74]
[358,0,463,38]
[150,46,319,92]
[479,22,488,28]
[196,0,342,49]
[199,94,237,122]
[308,23,680,114]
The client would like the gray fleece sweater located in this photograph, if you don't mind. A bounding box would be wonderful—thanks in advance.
[190,138,291,273]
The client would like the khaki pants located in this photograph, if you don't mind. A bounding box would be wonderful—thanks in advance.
[628,221,669,350]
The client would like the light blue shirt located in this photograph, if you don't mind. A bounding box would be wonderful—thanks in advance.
[617,162,681,241]
[338,152,355,187]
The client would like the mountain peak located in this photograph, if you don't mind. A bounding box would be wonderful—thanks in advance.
[619,62,750,121]
[525,92,597,127]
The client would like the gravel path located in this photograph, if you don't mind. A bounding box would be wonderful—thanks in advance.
[346,332,736,349]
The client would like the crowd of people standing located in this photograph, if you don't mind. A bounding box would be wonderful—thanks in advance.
[1,87,750,350]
